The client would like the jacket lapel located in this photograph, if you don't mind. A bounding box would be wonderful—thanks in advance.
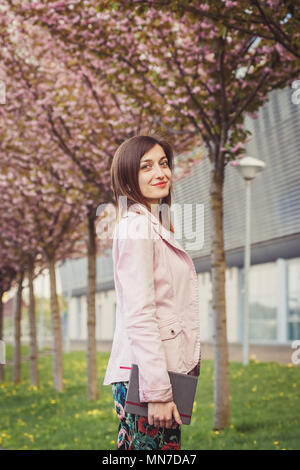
[125,203,187,254]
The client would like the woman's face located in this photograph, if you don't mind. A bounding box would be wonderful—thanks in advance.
[138,144,172,205]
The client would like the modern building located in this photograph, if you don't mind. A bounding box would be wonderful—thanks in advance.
[59,85,300,357]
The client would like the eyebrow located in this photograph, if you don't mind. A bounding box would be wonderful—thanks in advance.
[140,155,167,163]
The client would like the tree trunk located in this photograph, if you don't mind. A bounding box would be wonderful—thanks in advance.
[47,254,64,392]
[209,164,230,430]
[0,289,4,382]
[87,211,98,400]
[28,258,39,386]
[13,270,24,385]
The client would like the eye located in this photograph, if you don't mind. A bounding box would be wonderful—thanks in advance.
[140,160,169,170]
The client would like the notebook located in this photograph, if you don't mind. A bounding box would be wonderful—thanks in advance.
[124,364,199,425]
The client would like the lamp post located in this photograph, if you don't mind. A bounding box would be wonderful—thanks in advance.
[230,156,266,365]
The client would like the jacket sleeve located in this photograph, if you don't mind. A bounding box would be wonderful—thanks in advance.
[116,213,173,403]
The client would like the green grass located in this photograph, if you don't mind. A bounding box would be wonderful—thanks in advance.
[0,344,299,450]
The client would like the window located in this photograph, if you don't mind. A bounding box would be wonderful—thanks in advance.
[287,258,300,341]
[247,263,278,342]
[76,297,81,339]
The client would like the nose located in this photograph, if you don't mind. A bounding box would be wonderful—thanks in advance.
[153,163,165,177]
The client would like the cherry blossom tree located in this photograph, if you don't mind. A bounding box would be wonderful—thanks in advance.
[0,23,89,390]
[0,140,89,390]
[132,0,300,60]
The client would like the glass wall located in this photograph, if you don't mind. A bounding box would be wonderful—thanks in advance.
[245,257,300,343]
[248,263,278,342]
[76,297,81,339]
[287,258,300,341]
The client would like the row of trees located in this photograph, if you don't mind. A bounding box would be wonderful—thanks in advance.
[1,0,299,429]
[0,1,199,397]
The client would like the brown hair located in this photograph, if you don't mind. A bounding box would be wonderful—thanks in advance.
[110,133,175,233]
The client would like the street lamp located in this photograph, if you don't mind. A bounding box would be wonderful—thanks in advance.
[230,156,266,365]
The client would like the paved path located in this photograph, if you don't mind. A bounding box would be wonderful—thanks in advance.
[200,341,296,365]
[3,341,297,365]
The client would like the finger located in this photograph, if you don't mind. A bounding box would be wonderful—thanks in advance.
[154,418,160,428]
[173,407,183,426]
[148,414,154,426]
[165,419,173,429]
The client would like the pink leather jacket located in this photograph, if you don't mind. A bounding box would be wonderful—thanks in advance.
[103,202,201,403]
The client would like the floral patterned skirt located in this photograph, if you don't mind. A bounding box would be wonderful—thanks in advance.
[111,381,181,450]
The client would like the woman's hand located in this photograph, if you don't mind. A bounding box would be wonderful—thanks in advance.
[148,401,182,429]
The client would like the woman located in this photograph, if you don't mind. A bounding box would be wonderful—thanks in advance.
[103,134,201,450]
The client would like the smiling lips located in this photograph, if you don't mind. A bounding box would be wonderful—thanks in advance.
[152,181,167,187]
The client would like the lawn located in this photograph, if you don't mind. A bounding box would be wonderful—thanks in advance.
[0,344,299,450]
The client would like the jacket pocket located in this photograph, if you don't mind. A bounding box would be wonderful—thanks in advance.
[158,321,185,371]
[158,321,182,340]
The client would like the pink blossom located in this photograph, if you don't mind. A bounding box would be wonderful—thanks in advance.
[232,142,244,152]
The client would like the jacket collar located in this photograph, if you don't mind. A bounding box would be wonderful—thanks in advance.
[123,202,186,254]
